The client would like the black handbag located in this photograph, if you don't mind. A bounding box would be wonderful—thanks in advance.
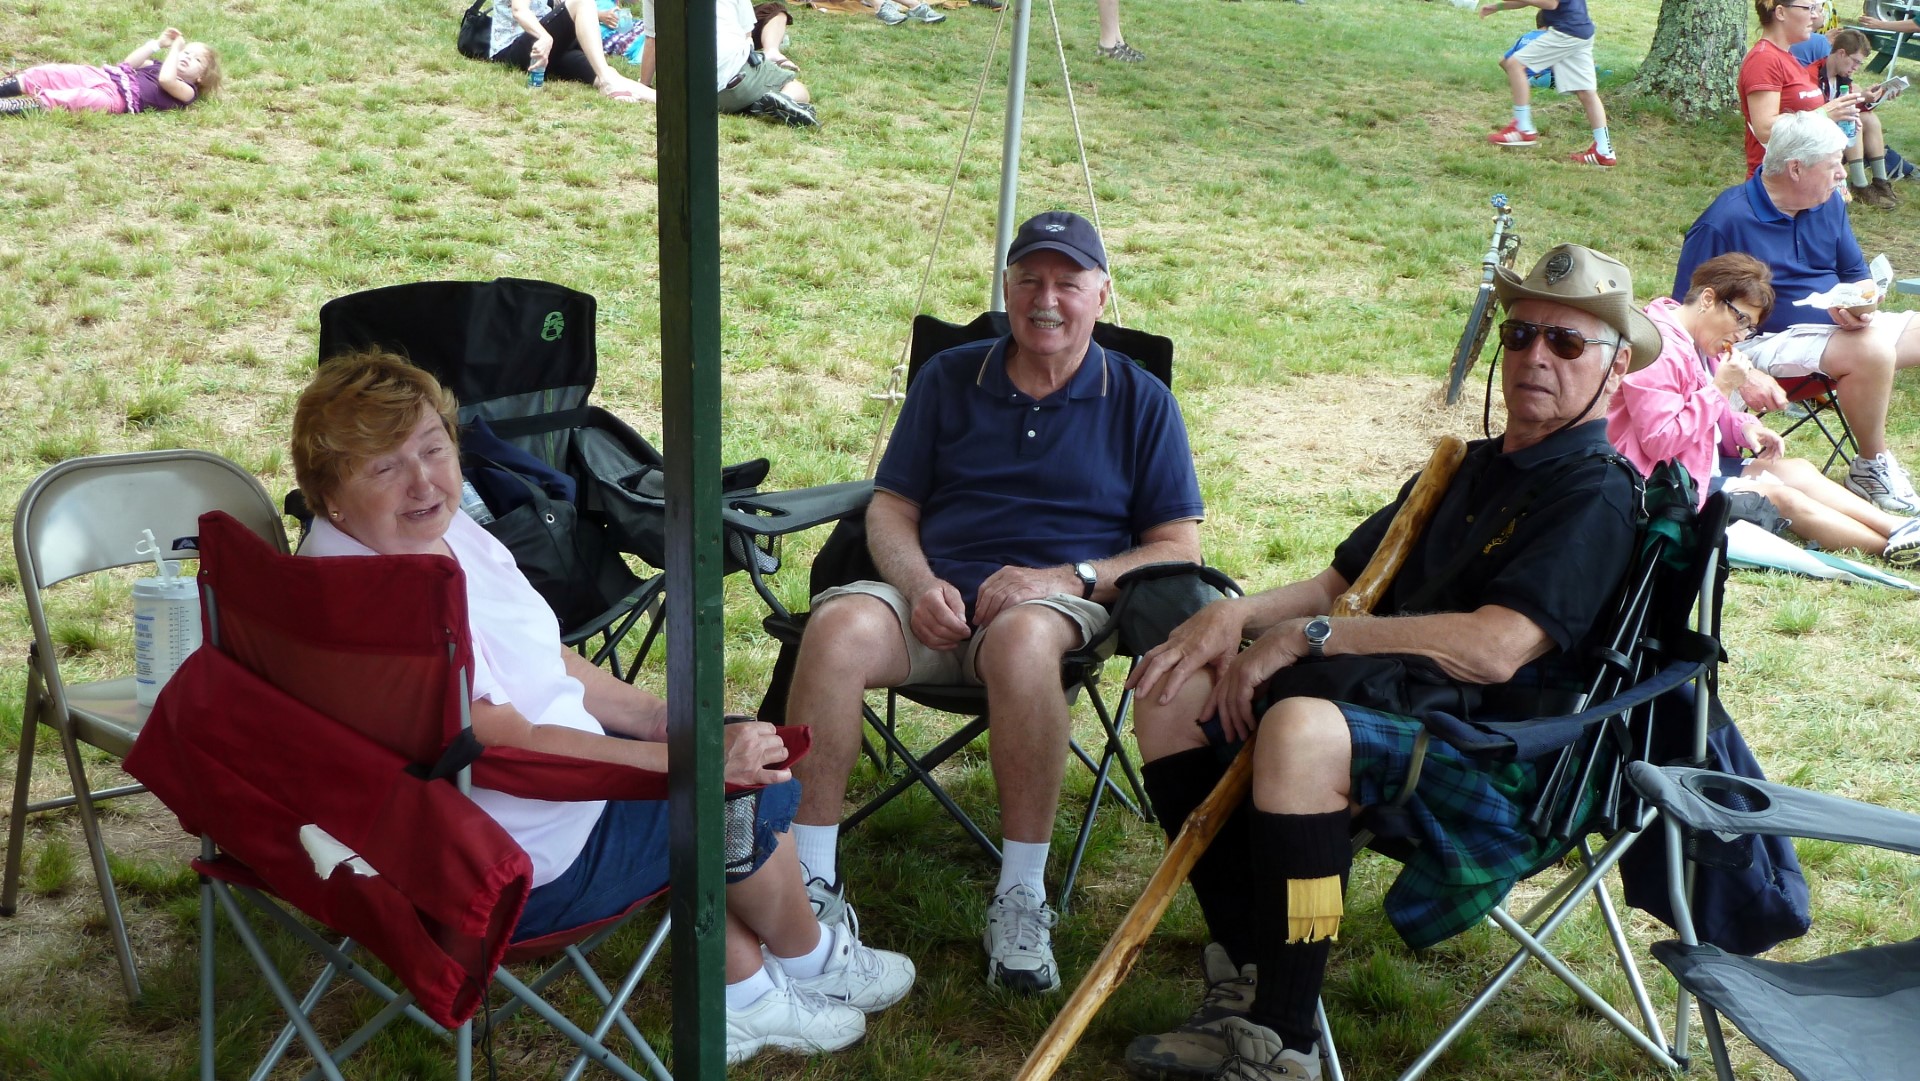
[458,0,493,60]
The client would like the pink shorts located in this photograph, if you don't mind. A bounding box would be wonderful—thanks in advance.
[18,63,129,114]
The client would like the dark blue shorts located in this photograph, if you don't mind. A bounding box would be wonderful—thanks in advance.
[513,778,801,941]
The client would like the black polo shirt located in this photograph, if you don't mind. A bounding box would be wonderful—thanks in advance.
[1330,421,1638,689]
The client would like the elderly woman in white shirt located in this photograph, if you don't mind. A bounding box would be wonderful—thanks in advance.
[289,352,911,1065]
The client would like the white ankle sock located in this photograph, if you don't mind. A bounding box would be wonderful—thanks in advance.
[773,923,836,980]
[995,839,1050,902]
[1593,126,1613,156]
[725,965,777,1010]
[1513,104,1534,132]
[793,823,839,885]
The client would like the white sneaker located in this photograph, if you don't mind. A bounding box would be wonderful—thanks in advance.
[787,919,916,1012]
[1217,1017,1322,1081]
[904,2,947,21]
[1846,452,1920,515]
[1885,516,1920,566]
[805,875,853,932]
[983,883,1061,993]
[725,965,866,1065]
[874,0,908,24]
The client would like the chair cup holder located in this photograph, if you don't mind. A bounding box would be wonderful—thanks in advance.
[1686,772,1771,814]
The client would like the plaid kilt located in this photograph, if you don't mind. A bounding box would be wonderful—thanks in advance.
[1344,702,1575,949]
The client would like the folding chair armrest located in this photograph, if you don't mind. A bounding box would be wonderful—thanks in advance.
[473,727,811,801]
[722,480,874,540]
[1628,762,1920,857]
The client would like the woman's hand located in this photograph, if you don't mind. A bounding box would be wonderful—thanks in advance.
[599,7,621,27]
[530,32,555,70]
[722,721,792,786]
[1824,92,1864,123]
[1713,353,1752,398]
[1745,421,1786,461]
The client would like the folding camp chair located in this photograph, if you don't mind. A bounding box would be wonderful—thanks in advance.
[755,312,1182,907]
[1771,373,1858,473]
[2,450,286,1003]
[1629,762,1920,1081]
[1318,476,1732,1081]
[121,511,807,1081]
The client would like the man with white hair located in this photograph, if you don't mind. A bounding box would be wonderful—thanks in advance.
[782,210,1204,995]
[1674,110,1920,514]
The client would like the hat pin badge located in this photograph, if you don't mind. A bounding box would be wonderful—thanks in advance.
[1043,223,1066,232]
[1545,251,1573,284]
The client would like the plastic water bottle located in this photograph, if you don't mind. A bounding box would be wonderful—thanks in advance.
[528,59,547,88]
[132,529,202,708]
[1840,118,1859,140]
[459,479,496,525]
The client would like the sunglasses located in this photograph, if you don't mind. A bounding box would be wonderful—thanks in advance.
[1721,298,1760,341]
[1498,320,1617,361]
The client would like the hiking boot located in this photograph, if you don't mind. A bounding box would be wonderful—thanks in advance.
[903,2,947,21]
[1885,517,1920,566]
[1847,452,1920,515]
[875,0,909,24]
[1217,1017,1322,1081]
[1851,181,1894,209]
[786,920,916,1013]
[1872,177,1901,207]
[983,883,1061,993]
[725,966,866,1064]
[1124,943,1258,1080]
[1567,143,1617,167]
[1096,41,1146,62]
[746,90,819,127]
[806,875,854,932]
[1487,121,1538,147]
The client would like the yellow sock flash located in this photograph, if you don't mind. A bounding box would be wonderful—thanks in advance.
[1286,876,1344,943]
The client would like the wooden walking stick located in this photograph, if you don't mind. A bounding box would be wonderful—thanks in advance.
[1015,434,1469,1081]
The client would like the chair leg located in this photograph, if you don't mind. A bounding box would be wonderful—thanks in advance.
[845,710,1000,863]
[1,663,44,917]
[209,885,349,1081]
[56,714,140,1001]
[200,838,216,1081]
[1316,997,1345,1081]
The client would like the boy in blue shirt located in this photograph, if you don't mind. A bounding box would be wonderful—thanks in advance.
[1482,0,1614,166]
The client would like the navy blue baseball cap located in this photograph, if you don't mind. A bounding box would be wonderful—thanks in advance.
[1005,211,1108,273]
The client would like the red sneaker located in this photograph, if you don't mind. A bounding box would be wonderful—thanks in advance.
[1568,143,1617,167]
[1487,122,1539,147]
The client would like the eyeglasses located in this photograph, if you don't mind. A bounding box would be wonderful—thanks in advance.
[1779,2,1823,12]
[1498,320,1617,361]
[1721,298,1761,341]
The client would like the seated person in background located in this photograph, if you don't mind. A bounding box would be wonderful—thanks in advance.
[1795,28,1903,208]
[1121,244,1643,1081]
[489,0,653,102]
[1740,0,1864,178]
[865,0,947,26]
[639,0,817,126]
[783,211,1204,996]
[1610,252,1920,563]
[288,352,913,1065]
[1675,111,1920,516]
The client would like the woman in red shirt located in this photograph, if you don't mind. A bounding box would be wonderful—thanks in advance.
[1739,0,1862,174]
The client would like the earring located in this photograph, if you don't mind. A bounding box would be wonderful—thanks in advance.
[329,510,341,519]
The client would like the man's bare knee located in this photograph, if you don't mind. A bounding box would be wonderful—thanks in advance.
[974,604,1079,686]
[797,594,909,686]
[1251,698,1352,813]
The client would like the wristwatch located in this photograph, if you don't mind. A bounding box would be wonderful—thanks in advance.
[1303,616,1332,658]
[1073,561,1099,599]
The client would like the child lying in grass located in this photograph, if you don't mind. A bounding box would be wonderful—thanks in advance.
[0,27,220,116]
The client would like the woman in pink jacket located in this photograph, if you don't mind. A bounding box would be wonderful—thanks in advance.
[1607,252,1920,564]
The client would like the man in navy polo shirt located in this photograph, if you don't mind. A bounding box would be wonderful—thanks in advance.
[783,210,1204,995]
[1674,110,1920,515]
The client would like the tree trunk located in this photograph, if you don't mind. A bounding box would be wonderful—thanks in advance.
[1636,0,1750,119]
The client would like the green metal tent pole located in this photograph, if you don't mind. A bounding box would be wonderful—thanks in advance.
[655,1,726,1075]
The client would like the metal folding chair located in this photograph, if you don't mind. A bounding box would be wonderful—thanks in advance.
[2,450,285,1002]
[1772,373,1858,473]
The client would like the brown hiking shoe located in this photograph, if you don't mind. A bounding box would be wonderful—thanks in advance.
[1124,943,1257,1080]
[1872,177,1901,207]
[1852,182,1895,209]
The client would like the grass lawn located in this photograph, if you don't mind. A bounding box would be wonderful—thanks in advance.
[3,0,1919,1078]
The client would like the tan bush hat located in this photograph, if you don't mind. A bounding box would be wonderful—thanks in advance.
[1493,243,1663,372]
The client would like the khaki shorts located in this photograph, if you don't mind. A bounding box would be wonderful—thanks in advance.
[1511,28,1597,94]
[1738,310,1920,377]
[810,580,1113,685]
[716,54,794,114]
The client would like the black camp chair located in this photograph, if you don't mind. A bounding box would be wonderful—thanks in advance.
[753,312,1184,907]
[1629,762,1920,1081]
[1320,472,1733,1081]
[312,278,867,682]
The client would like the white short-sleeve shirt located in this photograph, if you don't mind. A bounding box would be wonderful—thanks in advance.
[301,512,604,886]
[640,0,755,90]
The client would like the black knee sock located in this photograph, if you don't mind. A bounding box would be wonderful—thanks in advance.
[0,77,21,98]
[1248,807,1351,1053]
[1142,747,1256,966]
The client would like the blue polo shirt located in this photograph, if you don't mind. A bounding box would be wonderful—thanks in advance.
[1541,0,1594,41]
[874,336,1205,611]
[1672,172,1866,335]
